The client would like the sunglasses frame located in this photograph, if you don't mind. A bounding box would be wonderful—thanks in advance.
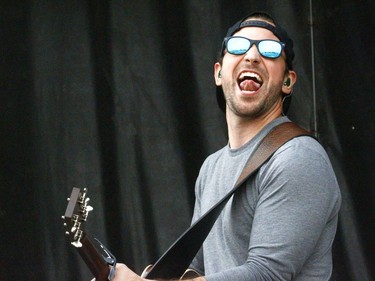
[222,36,285,59]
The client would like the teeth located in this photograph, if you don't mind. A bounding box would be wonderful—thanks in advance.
[239,72,262,83]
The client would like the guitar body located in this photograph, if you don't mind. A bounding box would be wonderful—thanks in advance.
[180,269,201,280]
[142,264,200,280]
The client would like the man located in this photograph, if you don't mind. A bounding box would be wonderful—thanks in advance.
[98,11,341,281]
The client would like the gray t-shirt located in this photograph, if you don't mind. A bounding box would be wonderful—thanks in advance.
[190,117,341,281]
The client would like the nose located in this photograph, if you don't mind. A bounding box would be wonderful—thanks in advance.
[243,44,261,64]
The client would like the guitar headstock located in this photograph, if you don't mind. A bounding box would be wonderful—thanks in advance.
[62,187,93,248]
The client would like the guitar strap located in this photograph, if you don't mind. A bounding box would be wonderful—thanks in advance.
[145,122,310,280]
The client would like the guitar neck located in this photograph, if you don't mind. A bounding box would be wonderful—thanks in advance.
[77,233,110,281]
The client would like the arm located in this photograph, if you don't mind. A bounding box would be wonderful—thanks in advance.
[107,263,206,281]
[204,138,341,280]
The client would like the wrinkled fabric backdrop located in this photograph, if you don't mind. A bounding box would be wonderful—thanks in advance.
[1,1,374,280]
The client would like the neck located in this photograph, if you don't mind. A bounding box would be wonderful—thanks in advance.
[226,110,282,149]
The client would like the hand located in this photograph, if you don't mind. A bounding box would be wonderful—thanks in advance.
[112,263,143,281]
[91,263,143,281]
[91,263,206,281]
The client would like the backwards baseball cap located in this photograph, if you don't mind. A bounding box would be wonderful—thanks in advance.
[216,12,295,112]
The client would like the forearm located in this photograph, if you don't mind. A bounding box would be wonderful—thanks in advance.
[105,263,206,281]
[148,277,205,281]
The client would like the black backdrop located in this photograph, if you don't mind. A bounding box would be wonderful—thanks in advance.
[1,1,374,280]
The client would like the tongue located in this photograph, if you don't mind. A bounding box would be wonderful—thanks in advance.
[240,79,261,92]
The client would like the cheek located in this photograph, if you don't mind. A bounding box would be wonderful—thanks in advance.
[265,63,286,85]
[221,55,242,73]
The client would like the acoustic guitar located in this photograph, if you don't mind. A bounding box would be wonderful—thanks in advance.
[62,187,116,281]
[62,187,199,280]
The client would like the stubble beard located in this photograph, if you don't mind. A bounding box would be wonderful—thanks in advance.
[224,83,282,120]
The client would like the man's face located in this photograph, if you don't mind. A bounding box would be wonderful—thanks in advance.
[215,25,294,119]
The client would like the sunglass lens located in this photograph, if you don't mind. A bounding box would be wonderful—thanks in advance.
[258,40,282,58]
[227,37,250,55]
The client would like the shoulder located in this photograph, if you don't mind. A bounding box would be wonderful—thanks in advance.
[274,135,331,168]
[199,146,228,174]
[194,146,227,192]
[258,135,341,206]
[263,135,334,179]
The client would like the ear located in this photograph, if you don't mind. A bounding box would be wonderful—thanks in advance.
[282,70,297,95]
[214,62,222,86]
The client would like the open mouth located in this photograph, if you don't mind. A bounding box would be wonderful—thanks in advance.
[238,72,263,92]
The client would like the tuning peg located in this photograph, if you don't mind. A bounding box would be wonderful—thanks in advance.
[61,216,65,220]
[65,231,70,235]
[71,241,83,248]
[86,205,93,212]
[67,198,70,201]
[72,229,83,248]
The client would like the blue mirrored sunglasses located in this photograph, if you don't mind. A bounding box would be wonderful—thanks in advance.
[223,36,285,59]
